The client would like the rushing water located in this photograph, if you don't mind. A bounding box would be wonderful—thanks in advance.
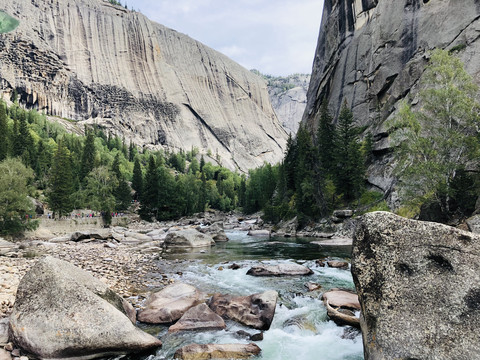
[137,230,364,360]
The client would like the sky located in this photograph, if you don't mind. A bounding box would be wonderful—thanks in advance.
[129,0,325,76]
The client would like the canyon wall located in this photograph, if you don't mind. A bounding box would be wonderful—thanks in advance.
[0,0,288,171]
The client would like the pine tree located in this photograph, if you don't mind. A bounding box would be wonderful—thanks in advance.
[317,100,336,173]
[48,139,74,218]
[139,156,158,220]
[111,153,122,179]
[334,101,364,201]
[80,129,96,182]
[131,158,143,199]
[128,140,136,162]
[0,102,8,161]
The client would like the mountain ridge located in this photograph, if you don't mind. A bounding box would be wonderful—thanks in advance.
[0,0,287,172]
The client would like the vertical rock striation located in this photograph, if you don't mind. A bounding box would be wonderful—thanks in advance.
[304,0,480,196]
[0,0,287,171]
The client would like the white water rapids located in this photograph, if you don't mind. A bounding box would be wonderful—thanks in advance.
[134,230,364,360]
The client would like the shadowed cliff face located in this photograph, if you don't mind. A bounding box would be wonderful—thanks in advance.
[304,0,480,197]
[0,0,287,172]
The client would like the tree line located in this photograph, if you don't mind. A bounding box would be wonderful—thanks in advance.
[0,102,242,235]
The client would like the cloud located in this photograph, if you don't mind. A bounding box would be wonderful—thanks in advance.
[130,0,324,76]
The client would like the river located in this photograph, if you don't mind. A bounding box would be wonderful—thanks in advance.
[136,230,364,360]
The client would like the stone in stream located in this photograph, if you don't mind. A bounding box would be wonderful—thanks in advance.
[304,282,322,292]
[138,282,203,324]
[247,230,270,237]
[321,289,360,310]
[164,229,215,248]
[9,256,161,360]
[246,263,313,277]
[174,343,261,359]
[352,212,480,360]
[168,303,225,332]
[208,290,277,330]
[326,260,349,269]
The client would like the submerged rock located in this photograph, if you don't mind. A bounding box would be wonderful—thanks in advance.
[352,212,480,359]
[164,229,215,248]
[168,304,225,332]
[138,282,202,324]
[9,256,161,360]
[174,343,261,359]
[246,263,313,277]
[208,290,277,330]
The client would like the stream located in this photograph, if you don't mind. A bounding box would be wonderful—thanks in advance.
[136,230,364,360]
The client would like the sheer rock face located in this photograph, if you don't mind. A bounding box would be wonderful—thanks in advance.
[352,212,480,360]
[0,0,287,172]
[267,74,310,134]
[303,0,480,196]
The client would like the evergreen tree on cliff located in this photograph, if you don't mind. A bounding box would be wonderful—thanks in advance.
[48,139,74,218]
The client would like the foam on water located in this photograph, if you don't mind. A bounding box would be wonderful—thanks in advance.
[147,230,363,360]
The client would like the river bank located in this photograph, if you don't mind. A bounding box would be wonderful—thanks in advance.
[0,211,360,360]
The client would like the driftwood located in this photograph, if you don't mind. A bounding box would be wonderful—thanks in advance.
[325,300,360,329]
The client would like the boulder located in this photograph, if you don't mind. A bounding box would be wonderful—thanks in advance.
[174,343,261,359]
[208,290,277,330]
[333,210,353,218]
[321,289,360,310]
[123,231,152,242]
[352,212,480,360]
[138,283,202,324]
[212,231,229,242]
[326,261,349,269]
[168,304,225,332]
[0,240,18,256]
[247,230,270,237]
[0,318,8,345]
[466,214,480,234]
[164,229,215,248]
[304,282,321,292]
[246,263,313,277]
[0,349,12,360]
[9,257,161,360]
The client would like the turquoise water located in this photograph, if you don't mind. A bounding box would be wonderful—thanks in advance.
[138,231,364,360]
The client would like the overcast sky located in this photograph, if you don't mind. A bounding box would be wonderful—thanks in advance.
[129,0,325,76]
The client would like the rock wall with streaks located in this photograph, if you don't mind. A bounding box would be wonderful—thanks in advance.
[0,0,287,171]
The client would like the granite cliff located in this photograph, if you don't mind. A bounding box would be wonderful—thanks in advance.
[0,0,287,171]
[260,73,310,134]
[303,0,480,199]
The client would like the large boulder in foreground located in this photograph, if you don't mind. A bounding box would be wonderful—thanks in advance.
[352,212,480,360]
[9,257,161,360]
[208,290,277,330]
[164,229,215,248]
[138,282,202,324]
[168,303,225,332]
[174,343,261,359]
[246,263,313,277]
